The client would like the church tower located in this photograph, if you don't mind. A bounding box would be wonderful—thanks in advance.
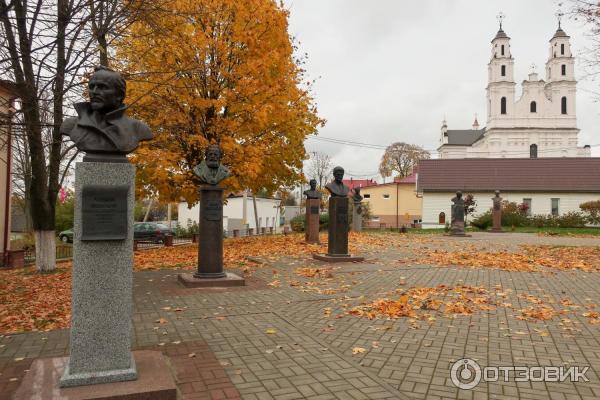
[486,14,516,127]
[545,16,576,122]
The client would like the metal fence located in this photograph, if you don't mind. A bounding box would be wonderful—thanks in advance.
[20,228,284,265]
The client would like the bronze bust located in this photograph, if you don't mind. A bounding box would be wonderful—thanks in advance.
[303,179,322,199]
[193,144,232,185]
[451,191,465,222]
[61,66,153,161]
[325,166,350,197]
[492,190,502,211]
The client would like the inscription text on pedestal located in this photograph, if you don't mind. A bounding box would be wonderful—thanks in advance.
[204,200,222,221]
[81,185,128,240]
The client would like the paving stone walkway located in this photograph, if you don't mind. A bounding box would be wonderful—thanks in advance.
[1,232,599,400]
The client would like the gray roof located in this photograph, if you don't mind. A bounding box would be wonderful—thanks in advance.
[444,129,485,146]
[492,29,509,41]
[551,27,569,40]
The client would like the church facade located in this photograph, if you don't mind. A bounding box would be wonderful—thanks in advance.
[438,23,591,159]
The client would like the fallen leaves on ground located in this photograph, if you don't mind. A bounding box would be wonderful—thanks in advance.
[349,285,495,321]
[415,245,600,272]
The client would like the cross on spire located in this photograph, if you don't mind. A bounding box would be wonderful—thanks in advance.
[497,12,505,30]
[555,8,564,29]
[530,63,537,73]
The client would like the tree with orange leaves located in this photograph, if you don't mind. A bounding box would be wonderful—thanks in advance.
[115,0,324,204]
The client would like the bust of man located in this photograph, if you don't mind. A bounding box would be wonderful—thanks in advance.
[492,190,502,211]
[61,65,153,161]
[451,191,465,222]
[303,179,322,199]
[193,144,232,185]
[325,166,350,197]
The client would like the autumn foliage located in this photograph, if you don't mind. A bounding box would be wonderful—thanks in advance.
[116,0,324,202]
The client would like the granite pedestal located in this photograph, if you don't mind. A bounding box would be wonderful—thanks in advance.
[313,196,363,263]
[60,161,136,388]
[15,351,176,400]
[305,198,320,244]
[178,185,244,287]
[447,220,471,237]
[491,209,503,232]
[352,202,362,232]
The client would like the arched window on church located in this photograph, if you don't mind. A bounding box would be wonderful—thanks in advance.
[561,97,567,114]
[561,43,565,55]
[438,212,445,225]
[501,65,506,77]
[561,65,566,76]
[530,144,538,159]
[500,97,507,115]
[501,45,505,56]
[530,101,537,113]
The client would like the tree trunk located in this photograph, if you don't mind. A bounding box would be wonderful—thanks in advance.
[34,230,56,272]
[252,193,259,232]
[143,198,154,222]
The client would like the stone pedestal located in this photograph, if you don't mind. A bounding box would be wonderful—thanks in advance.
[352,202,362,232]
[178,185,244,287]
[447,220,470,237]
[313,196,363,263]
[15,351,176,400]
[305,198,320,244]
[491,210,502,232]
[61,162,136,387]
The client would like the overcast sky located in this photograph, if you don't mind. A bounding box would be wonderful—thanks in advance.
[285,0,600,181]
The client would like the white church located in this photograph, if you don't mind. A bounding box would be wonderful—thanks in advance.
[417,19,600,229]
[438,20,591,159]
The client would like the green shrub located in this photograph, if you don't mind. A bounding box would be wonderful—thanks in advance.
[319,213,329,230]
[290,214,305,232]
[580,200,600,225]
[471,211,492,230]
[555,211,587,228]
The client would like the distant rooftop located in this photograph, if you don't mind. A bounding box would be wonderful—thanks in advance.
[418,158,600,193]
[444,129,485,146]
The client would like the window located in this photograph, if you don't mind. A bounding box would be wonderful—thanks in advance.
[530,101,536,113]
[561,43,565,55]
[561,64,566,76]
[501,65,506,76]
[500,97,507,114]
[501,45,505,56]
[530,144,538,158]
[438,212,446,225]
[363,194,370,199]
[561,96,567,114]
[383,194,390,199]
[551,198,560,216]
[523,198,532,216]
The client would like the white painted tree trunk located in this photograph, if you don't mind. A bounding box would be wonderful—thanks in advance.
[35,230,56,272]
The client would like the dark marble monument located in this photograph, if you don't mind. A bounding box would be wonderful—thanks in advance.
[178,145,244,287]
[448,191,469,237]
[15,66,176,399]
[304,179,321,244]
[313,167,364,263]
[491,190,503,232]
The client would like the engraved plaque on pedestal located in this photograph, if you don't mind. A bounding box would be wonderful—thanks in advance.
[81,185,128,241]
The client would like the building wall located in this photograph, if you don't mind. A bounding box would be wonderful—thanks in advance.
[0,86,13,257]
[178,197,281,232]
[360,184,422,228]
[422,191,600,229]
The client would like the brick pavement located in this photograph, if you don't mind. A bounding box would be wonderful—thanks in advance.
[1,232,599,399]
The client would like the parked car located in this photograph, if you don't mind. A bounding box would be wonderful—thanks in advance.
[58,229,74,243]
[133,222,173,243]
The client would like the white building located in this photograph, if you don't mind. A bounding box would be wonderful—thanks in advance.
[438,21,591,159]
[178,194,281,235]
[417,158,600,229]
